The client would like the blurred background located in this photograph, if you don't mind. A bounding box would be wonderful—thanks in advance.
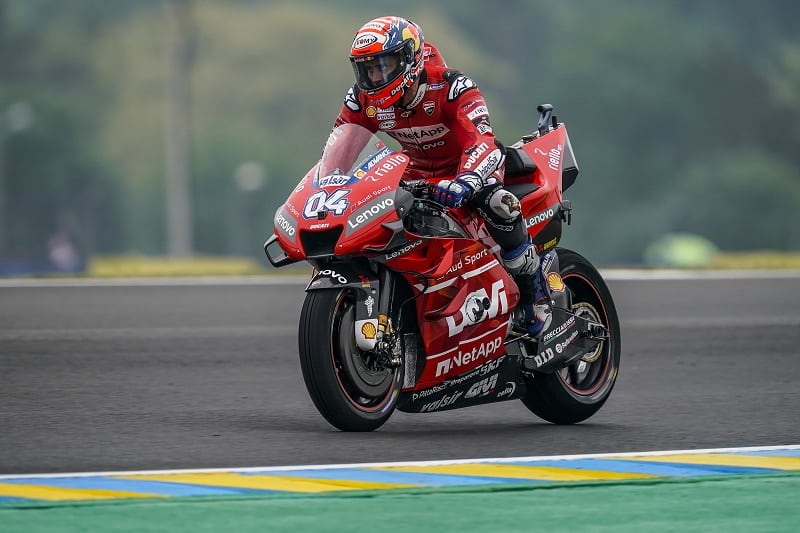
[1,0,798,276]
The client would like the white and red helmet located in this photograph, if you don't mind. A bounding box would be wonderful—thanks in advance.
[349,16,425,107]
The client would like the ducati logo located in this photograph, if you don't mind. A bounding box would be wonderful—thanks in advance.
[423,101,435,115]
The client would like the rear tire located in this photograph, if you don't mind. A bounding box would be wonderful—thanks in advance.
[521,248,621,424]
[299,288,401,431]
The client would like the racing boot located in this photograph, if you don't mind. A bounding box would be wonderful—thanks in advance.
[519,269,553,338]
[502,242,555,338]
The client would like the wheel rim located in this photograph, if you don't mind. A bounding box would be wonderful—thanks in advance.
[573,302,603,363]
[556,272,616,398]
[330,291,398,412]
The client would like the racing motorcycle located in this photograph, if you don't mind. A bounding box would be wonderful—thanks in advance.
[264,104,621,431]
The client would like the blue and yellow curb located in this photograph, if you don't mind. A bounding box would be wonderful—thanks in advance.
[2,445,799,504]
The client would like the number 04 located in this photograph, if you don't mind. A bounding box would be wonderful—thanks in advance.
[303,189,350,218]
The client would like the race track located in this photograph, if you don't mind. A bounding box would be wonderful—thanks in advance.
[1,271,799,475]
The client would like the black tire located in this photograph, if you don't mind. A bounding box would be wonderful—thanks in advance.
[521,247,621,424]
[298,288,402,431]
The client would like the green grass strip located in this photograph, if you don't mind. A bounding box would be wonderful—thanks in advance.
[2,472,799,532]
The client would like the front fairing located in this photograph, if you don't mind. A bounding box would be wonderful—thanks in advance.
[273,124,410,261]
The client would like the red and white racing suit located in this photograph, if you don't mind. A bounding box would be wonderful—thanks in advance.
[333,43,530,254]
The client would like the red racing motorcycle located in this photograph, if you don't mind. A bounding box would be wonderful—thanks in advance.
[265,104,620,431]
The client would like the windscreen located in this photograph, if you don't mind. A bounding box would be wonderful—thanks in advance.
[317,124,396,179]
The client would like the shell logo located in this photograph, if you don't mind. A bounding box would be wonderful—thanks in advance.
[361,322,377,339]
[547,272,565,292]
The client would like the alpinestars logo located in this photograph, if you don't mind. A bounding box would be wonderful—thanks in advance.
[446,280,508,336]
[344,87,361,112]
[448,75,477,101]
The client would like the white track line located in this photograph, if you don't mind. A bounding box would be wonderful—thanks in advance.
[2,444,798,480]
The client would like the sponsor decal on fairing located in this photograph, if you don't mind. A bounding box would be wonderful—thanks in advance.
[357,146,394,173]
[526,204,559,228]
[555,329,579,354]
[445,279,508,336]
[420,390,463,412]
[383,239,423,261]
[435,336,503,377]
[495,381,516,399]
[534,144,563,172]
[372,154,408,177]
[533,347,555,368]
[317,269,348,284]
[542,315,576,345]
[293,176,309,193]
[345,194,395,235]
[464,373,498,399]
[316,175,356,188]
[274,207,297,242]
[412,382,450,402]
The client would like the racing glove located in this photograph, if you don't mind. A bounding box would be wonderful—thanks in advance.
[433,173,482,208]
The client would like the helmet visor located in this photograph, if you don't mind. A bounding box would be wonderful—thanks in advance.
[351,47,408,92]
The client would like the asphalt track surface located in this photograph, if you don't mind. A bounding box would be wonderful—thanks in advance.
[1,271,799,475]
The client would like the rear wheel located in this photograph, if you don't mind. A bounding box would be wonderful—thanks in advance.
[299,288,401,431]
[521,248,621,424]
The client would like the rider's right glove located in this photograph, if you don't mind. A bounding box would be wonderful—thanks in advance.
[433,173,479,208]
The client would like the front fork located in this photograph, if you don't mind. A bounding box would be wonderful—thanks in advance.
[306,262,400,367]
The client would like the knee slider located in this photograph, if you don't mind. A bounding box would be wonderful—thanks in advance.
[487,187,522,223]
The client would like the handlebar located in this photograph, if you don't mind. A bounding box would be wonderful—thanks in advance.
[400,179,435,200]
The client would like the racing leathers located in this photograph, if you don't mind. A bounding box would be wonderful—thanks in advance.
[333,44,550,336]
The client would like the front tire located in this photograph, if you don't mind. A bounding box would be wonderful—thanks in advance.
[521,248,621,424]
[299,288,401,431]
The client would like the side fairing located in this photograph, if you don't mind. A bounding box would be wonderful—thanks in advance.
[386,238,520,390]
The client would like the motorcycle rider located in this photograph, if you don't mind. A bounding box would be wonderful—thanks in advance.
[333,16,554,337]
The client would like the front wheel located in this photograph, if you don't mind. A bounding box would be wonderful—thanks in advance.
[521,248,621,424]
[299,288,402,431]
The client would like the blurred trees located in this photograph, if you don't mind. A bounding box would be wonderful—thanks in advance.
[0,0,798,267]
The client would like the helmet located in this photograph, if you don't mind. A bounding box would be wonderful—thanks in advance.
[349,16,425,108]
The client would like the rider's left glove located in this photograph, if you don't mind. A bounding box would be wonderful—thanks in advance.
[433,174,478,208]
